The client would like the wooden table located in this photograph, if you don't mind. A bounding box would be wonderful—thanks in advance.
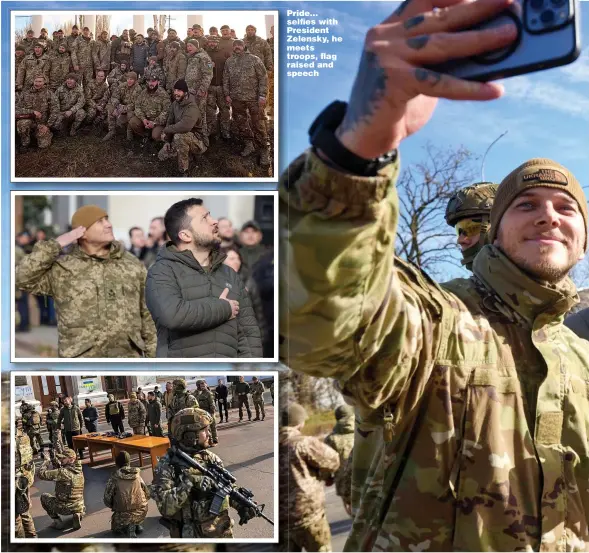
[72,433,170,477]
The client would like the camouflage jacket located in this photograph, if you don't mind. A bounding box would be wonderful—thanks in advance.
[48,51,71,90]
[16,86,59,126]
[71,35,95,68]
[144,64,166,88]
[280,151,589,551]
[162,37,186,58]
[103,466,149,516]
[110,81,142,112]
[84,79,110,109]
[164,52,187,91]
[223,52,268,102]
[151,448,237,538]
[15,432,35,516]
[185,50,213,96]
[278,426,340,528]
[51,37,68,56]
[38,458,85,513]
[250,381,265,399]
[45,407,60,431]
[128,400,147,428]
[54,84,85,114]
[93,38,112,70]
[324,417,355,500]
[16,53,51,89]
[195,389,216,414]
[167,391,198,420]
[57,404,83,432]
[22,410,41,432]
[15,239,156,358]
[244,35,273,71]
[107,66,127,87]
[66,34,80,53]
[20,37,37,55]
[133,86,171,126]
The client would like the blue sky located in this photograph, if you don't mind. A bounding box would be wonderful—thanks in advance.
[282,1,589,279]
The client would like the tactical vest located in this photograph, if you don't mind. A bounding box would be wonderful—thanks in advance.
[113,474,145,512]
[16,433,33,467]
[109,402,120,416]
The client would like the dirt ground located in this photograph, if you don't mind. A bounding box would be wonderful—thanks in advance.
[14,121,275,179]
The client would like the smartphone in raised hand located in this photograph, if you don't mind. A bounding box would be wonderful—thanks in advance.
[428,0,580,81]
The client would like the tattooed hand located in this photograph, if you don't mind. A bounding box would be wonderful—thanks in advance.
[334,0,517,159]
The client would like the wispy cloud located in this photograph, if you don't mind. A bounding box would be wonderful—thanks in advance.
[560,49,589,83]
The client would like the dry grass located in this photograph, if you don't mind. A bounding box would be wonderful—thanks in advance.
[302,409,336,438]
[15,121,275,179]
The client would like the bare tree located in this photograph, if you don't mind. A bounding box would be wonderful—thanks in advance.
[395,143,478,278]
[153,15,167,36]
[96,15,111,36]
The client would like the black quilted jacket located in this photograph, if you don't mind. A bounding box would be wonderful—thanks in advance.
[145,243,262,358]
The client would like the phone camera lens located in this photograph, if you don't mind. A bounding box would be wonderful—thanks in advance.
[540,9,555,23]
[530,0,544,10]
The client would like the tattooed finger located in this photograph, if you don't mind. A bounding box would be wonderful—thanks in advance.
[415,68,442,86]
[406,35,430,49]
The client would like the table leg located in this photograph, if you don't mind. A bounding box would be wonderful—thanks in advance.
[138,451,143,467]
[88,443,95,464]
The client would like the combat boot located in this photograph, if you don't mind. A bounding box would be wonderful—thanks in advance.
[262,413,265,421]
[240,141,255,157]
[259,148,270,166]
[72,512,82,530]
[102,130,115,141]
[136,524,144,534]
[253,416,260,421]
[127,524,137,538]
[50,516,65,530]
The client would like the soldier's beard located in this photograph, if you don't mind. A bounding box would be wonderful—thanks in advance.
[147,83,159,91]
[192,232,221,250]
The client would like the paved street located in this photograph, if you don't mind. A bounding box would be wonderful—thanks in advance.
[28,401,275,542]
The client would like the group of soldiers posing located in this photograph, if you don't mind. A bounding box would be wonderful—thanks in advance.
[15,22,275,172]
[15,376,271,539]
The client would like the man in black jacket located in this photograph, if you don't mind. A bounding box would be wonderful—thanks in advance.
[145,197,263,358]
[82,399,98,432]
[215,378,229,423]
[105,394,125,433]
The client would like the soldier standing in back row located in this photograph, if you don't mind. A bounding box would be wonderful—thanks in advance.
[244,25,273,74]
[184,39,213,138]
[195,380,218,445]
[45,400,61,446]
[166,378,198,422]
[39,446,86,531]
[105,394,126,433]
[250,376,265,421]
[147,391,164,437]
[21,402,42,454]
[48,43,72,91]
[235,376,252,422]
[223,40,269,165]
[71,26,95,86]
[205,30,232,140]
[16,42,51,91]
[128,392,147,435]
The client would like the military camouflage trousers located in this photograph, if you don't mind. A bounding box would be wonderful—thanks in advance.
[132,426,145,435]
[158,133,207,172]
[253,397,265,418]
[41,493,86,518]
[76,65,94,87]
[170,510,233,539]
[85,105,107,124]
[107,106,131,132]
[17,119,53,148]
[128,116,164,141]
[206,85,230,136]
[232,100,268,149]
[26,429,42,453]
[111,505,148,533]
[279,513,332,552]
[194,95,209,147]
[267,71,274,118]
[15,512,37,538]
[53,110,86,133]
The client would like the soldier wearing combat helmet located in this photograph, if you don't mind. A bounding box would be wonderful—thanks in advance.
[166,378,198,422]
[151,407,257,538]
[445,181,498,270]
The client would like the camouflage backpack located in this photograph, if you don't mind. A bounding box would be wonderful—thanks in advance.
[15,432,33,468]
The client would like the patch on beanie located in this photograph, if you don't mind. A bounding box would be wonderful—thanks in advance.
[522,169,568,186]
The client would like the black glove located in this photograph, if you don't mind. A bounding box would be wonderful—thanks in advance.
[237,505,258,526]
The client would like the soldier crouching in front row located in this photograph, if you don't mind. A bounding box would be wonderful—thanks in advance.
[38,446,86,531]
[103,451,150,537]
[151,408,258,538]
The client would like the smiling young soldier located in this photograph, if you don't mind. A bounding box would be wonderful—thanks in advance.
[279,0,589,549]
[16,205,156,358]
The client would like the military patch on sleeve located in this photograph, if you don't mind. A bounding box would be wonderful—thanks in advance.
[207,62,213,68]
[522,169,568,186]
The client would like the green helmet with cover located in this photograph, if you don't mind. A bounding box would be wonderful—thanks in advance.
[170,407,213,450]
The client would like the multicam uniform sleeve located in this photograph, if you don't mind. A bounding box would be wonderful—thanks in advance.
[140,263,157,358]
[103,475,116,508]
[133,94,147,125]
[47,90,60,127]
[71,41,80,67]
[280,150,447,413]
[15,239,61,296]
[16,60,26,88]
[177,54,187,81]
[85,82,97,109]
[263,41,273,72]
[151,457,192,517]
[197,54,213,96]
[71,87,85,114]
